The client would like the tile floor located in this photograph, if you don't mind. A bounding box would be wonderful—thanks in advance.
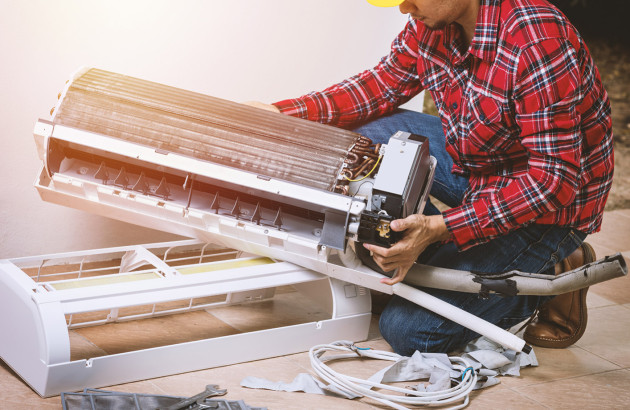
[1,210,629,409]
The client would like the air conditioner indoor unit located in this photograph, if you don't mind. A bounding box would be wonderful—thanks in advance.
[0,67,624,397]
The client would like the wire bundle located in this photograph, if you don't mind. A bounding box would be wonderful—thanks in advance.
[308,341,477,410]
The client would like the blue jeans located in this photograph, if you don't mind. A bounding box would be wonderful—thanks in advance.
[352,110,587,355]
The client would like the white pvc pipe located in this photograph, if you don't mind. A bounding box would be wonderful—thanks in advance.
[392,282,529,353]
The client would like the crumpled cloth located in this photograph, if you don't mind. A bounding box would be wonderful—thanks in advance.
[241,372,360,399]
[459,336,538,389]
[241,336,538,397]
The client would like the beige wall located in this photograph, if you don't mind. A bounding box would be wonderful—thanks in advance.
[0,0,413,258]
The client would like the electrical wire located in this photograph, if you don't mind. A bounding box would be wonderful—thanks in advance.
[344,155,383,182]
[308,341,477,410]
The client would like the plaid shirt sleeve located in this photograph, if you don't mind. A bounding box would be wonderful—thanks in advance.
[443,38,586,250]
[273,19,423,127]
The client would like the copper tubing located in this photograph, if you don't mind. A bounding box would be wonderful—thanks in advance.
[351,150,379,159]
[342,138,379,182]
[346,148,378,175]
[335,184,349,195]
[351,159,375,179]
[356,136,373,146]
[344,152,360,166]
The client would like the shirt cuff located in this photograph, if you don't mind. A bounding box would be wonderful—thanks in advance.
[442,200,495,251]
[273,97,311,120]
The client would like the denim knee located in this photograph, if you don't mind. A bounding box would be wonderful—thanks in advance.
[378,300,416,355]
[379,307,472,355]
[378,295,454,355]
[379,292,552,355]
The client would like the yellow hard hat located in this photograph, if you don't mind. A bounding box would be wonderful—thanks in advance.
[366,0,404,7]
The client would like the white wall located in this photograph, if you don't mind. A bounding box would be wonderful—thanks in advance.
[0,0,413,258]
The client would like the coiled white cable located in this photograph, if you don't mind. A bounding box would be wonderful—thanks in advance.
[308,341,477,410]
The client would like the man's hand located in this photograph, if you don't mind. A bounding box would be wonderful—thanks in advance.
[363,214,450,285]
[241,101,281,113]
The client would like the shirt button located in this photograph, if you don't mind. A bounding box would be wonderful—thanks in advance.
[450,102,458,110]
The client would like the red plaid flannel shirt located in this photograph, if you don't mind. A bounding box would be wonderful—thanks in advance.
[274,0,613,250]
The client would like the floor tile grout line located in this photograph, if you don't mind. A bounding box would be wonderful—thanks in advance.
[587,303,621,311]
[510,367,629,393]
[146,379,168,395]
[502,385,553,409]
[501,346,623,389]
[0,400,60,409]
[69,329,109,357]
[204,309,252,334]
[571,347,630,369]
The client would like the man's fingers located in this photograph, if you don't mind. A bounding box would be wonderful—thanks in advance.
[380,273,402,285]
[363,242,395,258]
[364,241,409,258]
[389,218,407,232]
[241,101,281,113]
[380,265,409,285]
[390,214,420,232]
[374,255,408,268]
[375,259,397,272]
[365,243,414,274]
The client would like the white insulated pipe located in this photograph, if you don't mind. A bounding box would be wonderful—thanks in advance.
[403,254,627,296]
[392,282,530,353]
